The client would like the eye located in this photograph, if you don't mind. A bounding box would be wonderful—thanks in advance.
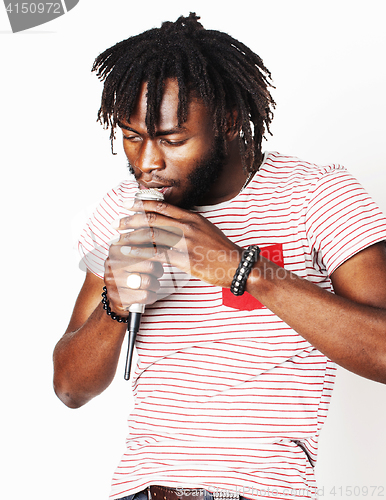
[123,134,141,143]
[160,138,187,146]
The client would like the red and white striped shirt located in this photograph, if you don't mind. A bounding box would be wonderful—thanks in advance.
[79,152,386,500]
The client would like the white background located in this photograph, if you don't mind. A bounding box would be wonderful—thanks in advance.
[1,1,385,499]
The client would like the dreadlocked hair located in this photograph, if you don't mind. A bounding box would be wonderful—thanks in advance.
[92,12,275,172]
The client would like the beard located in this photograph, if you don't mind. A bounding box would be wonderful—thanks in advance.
[179,137,226,209]
[127,137,226,209]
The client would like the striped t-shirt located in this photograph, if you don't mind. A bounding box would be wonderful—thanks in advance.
[78,152,386,500]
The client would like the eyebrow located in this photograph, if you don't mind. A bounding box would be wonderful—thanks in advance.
[117,121,186,136]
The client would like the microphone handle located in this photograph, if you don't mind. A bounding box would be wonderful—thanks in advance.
[123,188,164,380]
[124,304,145,380]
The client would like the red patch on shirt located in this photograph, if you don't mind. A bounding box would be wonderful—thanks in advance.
[222,243,284,310]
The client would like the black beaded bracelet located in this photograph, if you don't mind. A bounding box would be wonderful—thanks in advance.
[101,286,129,323]
[230,245,261,296]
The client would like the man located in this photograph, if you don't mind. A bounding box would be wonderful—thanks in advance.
[53,13,386,500]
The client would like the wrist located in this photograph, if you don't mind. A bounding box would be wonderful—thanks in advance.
[245,255,291,299]
[101,286,130,323]
[230,245,261,296]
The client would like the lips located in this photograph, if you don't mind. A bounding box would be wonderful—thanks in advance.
[139,184,171,195]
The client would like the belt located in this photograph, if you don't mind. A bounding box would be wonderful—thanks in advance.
[148,486,240,500]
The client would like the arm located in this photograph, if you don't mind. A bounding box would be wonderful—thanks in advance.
[119,200,386,384]
[53,246,164,408]
[245,241,386,383]
[53,271,127,408]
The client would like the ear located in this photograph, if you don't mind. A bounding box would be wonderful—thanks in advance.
[225,109,240,141]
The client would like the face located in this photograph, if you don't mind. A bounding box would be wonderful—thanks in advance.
[119,78,226,208]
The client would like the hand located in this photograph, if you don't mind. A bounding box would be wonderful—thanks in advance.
[104,236,165,316]
[115,198,244,288]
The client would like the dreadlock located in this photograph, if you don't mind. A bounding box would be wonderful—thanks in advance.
[92,13,275,172]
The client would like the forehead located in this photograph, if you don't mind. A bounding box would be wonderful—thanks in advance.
[129,78,211,131]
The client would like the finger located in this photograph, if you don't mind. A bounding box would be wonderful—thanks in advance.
[106,270,162,306]
[107,248,164,278]
[119,244,190,272]
[121,198,195,224]
[105,259,163,290]
[117,212,186,235]
[117,244,172,265]
[107,286,159,312]
[123,199,179,215]
[104,261,163,312]
[124,272,161,293]
[119,226,183,248]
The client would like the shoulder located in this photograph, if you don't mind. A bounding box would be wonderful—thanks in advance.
[101,178,138,215]
[252,151,348,200]
[261,151,346,180]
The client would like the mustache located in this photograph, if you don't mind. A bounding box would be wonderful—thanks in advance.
[127,161,180,187]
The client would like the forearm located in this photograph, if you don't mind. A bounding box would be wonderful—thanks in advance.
[53,302,127,408]
[247,257,386,383]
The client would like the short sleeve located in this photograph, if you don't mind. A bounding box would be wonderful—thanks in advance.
[78,180,138,278]
[305,167,386,275]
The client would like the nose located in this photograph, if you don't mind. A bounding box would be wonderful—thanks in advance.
[134,138,164,173]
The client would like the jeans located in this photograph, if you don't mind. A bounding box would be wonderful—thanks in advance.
[118,490,149,500]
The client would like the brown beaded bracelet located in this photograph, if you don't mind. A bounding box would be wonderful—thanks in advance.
[230,245,260,296]
[101,286,129,323]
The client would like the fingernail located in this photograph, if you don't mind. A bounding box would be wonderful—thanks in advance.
[123,198,135,210]
[120,246,132,255]
[111,218,120,229]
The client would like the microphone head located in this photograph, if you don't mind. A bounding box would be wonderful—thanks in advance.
[135,188,165,201]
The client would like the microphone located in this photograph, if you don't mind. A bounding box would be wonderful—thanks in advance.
[124,188,165,380]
